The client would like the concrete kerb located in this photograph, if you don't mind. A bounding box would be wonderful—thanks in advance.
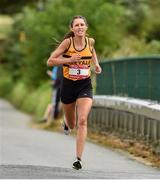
[93,95,160,121]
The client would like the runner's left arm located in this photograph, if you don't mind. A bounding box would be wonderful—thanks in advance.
[90,38,102,74]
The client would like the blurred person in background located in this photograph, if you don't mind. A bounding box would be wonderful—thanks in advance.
[47,15,102,170]
[41,66,62,123]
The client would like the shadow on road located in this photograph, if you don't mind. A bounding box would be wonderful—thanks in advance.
[1,164,160,179]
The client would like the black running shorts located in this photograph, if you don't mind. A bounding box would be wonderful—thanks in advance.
[61,77,93,104]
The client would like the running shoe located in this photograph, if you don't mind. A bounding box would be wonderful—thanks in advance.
[72,158,82,170]
[62,121,70,135]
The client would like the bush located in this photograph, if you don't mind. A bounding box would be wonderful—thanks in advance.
[22,82,51,120]
[110,36,160,58]
[8,81,28,107]
[5,80,52,121]
[0,74,13,98]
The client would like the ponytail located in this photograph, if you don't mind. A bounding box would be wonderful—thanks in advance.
[63,31,74,40]
[52,31,74,48]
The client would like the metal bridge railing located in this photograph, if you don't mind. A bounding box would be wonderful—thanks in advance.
[88,95,160,154]
[96,56,160,102]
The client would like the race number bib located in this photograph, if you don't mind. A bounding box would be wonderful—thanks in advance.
[69,65,89,79]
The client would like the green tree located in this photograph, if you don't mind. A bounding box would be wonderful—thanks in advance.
[2,0,160,89]
[0,0,41,14]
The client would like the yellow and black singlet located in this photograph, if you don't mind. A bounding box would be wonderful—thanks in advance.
[62,37,93,81]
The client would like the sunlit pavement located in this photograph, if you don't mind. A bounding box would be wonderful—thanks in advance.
[0,99,160,179]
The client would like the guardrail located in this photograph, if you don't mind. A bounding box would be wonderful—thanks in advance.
[88,95,160,154]
[96,56,160,102]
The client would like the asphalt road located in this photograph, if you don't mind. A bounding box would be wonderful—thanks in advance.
[0,99,160,179]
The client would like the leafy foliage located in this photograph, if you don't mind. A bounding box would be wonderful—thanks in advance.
[0,0,39,14]
[0,0,160,89]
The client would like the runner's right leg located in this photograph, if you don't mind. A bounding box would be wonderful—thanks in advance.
[62,102,76,130]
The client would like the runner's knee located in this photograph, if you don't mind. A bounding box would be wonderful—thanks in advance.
[78,116,87,127]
